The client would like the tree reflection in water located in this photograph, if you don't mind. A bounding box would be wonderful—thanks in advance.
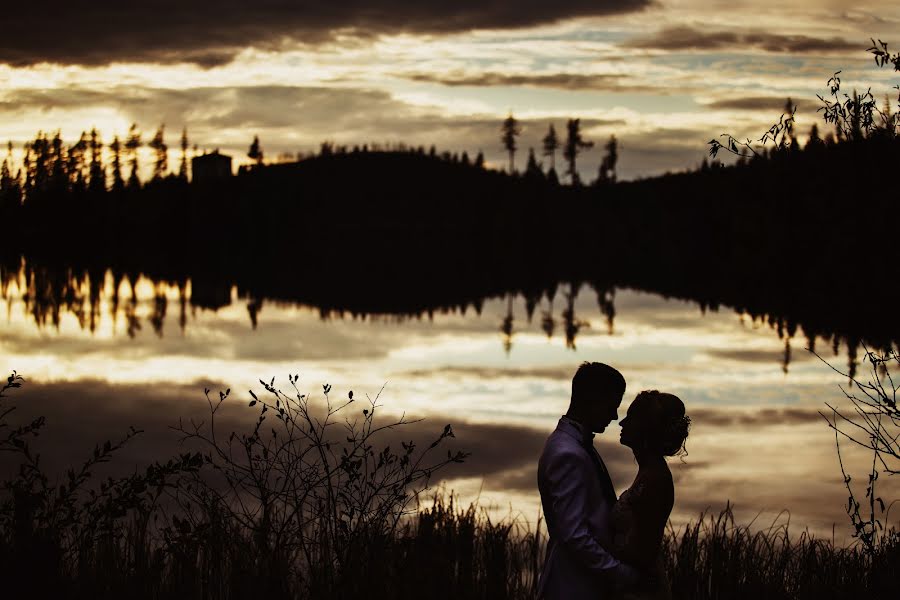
[0,258,887,377]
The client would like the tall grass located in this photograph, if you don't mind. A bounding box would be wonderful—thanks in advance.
[665,504,898,599]
[1,373,897,599]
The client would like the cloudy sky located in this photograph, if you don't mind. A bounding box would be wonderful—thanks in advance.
[1,1,899,179]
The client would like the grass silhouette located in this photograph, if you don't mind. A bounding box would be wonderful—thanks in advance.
[1,373,897,599]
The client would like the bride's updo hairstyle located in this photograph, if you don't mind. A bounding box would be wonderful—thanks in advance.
[633,390,691,458]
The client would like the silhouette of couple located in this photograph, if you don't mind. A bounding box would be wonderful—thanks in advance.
[538,362,690,600]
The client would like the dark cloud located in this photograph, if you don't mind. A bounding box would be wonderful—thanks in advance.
[2,1,654,67]
[0,378,230,477]
[706,348,814,364]
[0,377,640,499]
[689,406,823,427]
[705,97,822,113]
[667,460,711,483]
[669,479,844,531]
[402,71,660,93]
[0,378,553,486]
[396,365,574,381]
[624,25,860,54]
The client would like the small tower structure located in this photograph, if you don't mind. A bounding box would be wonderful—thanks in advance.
[191,150,232,182]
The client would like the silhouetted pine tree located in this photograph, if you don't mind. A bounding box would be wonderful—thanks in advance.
[30,132,51,196]
[542,123,559,171]
[248,135,263,167]
[563,119,592,186]
[50,131,68,194]
[148,125,168,180]
[546,167,559,186]
[501,295,514,355]
[524,148,544,181]
[88,128,105,193]
[109,136,125,192]
[500,112,521,173]
[596,135,618,185]
[21,142,33,199]
[0,142,20,211]
[66,132,87,192]
[179,128,189,181]
[0,143,15,192]
[125,124,142,189]
[474,151,484,169]
[805,124,823,150]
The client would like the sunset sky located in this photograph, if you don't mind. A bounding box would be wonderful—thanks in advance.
[2,1,899,179]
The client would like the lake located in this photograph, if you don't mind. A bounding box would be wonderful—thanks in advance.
[0,264,895,542]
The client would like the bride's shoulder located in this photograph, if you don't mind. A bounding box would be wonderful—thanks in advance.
[643,463,675,498]
[627,465,673,500]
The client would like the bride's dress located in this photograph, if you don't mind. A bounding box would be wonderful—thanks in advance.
[610,479,672,600]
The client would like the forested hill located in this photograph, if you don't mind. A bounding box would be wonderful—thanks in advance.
[3,134,898,235]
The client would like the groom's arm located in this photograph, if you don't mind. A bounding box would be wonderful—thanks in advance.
[543,448,625,575]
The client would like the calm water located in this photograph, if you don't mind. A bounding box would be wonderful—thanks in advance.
[1,270,896,540]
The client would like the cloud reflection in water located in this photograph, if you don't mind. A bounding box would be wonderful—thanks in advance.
[0,277,892,540]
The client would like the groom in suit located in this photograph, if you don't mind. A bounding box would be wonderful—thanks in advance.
[537,362,638,599]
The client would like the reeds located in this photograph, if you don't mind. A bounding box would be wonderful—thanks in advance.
[1,374,897,599]
[664,503,898,599]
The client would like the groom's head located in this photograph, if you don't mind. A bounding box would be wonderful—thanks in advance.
[567,362,626,434]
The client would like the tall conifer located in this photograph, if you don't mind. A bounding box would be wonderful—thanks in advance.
[563,119,592,186]
[500,112,521,173]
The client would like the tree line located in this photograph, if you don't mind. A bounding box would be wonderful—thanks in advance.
[0,125,190,196]
[500,114,618,186]
[0,111,621,216]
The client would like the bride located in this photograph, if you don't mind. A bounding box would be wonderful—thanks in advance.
[611,390,690,600]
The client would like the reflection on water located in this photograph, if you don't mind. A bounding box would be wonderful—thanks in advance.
[1,258,898,540]
[0,259,881,377]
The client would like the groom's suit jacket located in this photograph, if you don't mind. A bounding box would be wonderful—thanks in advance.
[537,416,621,600]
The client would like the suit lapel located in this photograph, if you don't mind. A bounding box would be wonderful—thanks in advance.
[557,417,617,502]
[588,445,617,503]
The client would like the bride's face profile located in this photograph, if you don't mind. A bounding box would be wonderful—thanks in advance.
[618,396,650,449]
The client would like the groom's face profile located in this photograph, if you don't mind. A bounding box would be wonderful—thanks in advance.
[569,362,627,434]
[586,392,624,434]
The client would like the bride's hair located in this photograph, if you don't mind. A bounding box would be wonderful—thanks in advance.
[634,390,691,458]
